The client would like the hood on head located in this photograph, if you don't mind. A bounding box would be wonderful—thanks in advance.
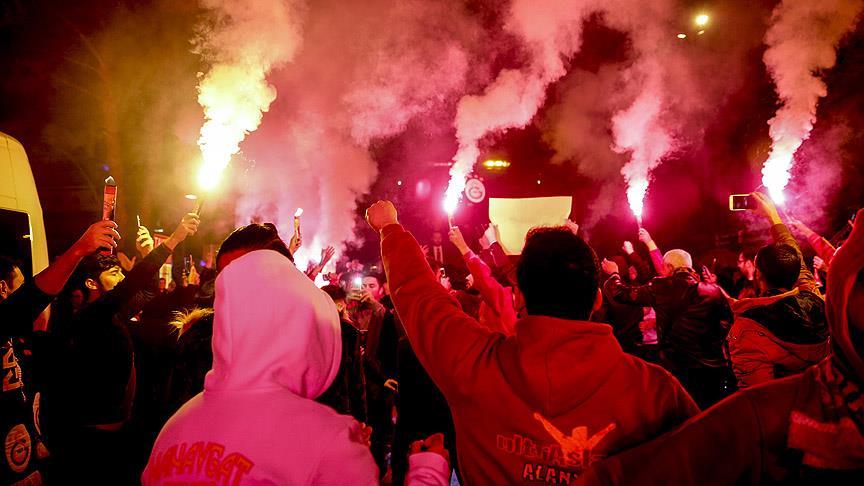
[507,316,623,417]
[827,208,864,383]
[205,250,341,398]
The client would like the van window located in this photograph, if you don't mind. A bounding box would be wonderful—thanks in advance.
[0,208,33,277]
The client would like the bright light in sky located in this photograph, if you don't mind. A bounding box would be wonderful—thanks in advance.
[695,14,710,27]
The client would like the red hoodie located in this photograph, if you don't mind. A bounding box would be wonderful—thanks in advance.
[381,224,699,484]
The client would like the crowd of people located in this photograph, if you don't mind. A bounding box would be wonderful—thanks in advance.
[0,190,861,485]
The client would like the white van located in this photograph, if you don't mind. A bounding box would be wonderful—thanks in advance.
[0,131,48,277]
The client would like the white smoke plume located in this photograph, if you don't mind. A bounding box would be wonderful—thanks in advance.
[761,0,863,203]
[603,0,678,225]
[445,0,594,213]
[542,1,758,229]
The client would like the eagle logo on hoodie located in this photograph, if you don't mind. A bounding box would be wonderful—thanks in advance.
[533,413,616,469]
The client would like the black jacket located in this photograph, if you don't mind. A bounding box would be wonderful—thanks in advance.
[0,279,54,340]
[318,320,367,423]
[605,268,733,371]
[0,279,55,483]
[594,284,645,353]
[392,337,458,485]
[40,244,172,432]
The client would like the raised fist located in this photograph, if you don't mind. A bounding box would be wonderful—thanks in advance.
[622,241,634,255]
[601,258,619,275]
[365,201,398,231]
[479,223,500,249]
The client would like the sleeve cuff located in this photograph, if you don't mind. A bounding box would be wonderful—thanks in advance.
[150,243,172,261]
[380,223,404,239]
[769,222,789,240]
[407,452,450,485]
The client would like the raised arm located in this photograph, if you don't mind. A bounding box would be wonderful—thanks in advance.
[787,217,837,268]
[450,226,517,335]
[638,228,664,276]
[1,221,118,338]
[306,246,335,281]
[750,192,819,295]
[367,201,499,398]
[622,241,653,282]
[37,221,121,295]
[601,259,657,306]
[110,214,200,312]
[478,224,513,274]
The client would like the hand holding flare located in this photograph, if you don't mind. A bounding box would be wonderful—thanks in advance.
[289,208,304,254]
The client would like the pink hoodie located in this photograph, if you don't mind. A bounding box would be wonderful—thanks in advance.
[143,250,378,485]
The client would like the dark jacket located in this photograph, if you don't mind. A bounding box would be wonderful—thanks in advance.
[0,279,57,484]
[594,283,644,354]
[130,284,199,453]
[41,244,172,431]
[318,319,368,423]
[576,209,864,485]
[604,268,733,372]
[728,290,829,388]
[392,337,458,485]
[0,337,47,485]
[728,223,829,388]
[0,279,54,340]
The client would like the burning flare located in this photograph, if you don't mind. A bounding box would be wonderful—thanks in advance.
[761,0,863,204]
[193,0,303,190]
[196,65,277,190]
[626,179,647,226]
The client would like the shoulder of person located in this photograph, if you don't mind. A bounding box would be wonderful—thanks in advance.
[621,353,681,388]
[727,317,781,347]
[737,374,801,422]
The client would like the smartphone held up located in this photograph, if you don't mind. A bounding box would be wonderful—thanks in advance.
[347,276,363,301]
[728,194,753,212]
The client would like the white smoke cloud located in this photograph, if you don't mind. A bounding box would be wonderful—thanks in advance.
[228,0,480,266]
